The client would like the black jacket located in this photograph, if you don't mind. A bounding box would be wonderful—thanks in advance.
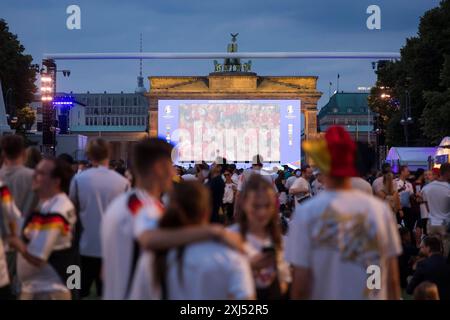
[207,175,225,223]
[398,244,419,288]
[406,254,450,300]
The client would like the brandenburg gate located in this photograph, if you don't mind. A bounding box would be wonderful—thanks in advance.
[147,34,323,146]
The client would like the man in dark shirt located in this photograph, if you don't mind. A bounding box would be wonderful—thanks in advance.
[407,236,450,300]
[207,157,226,224]
[398,227,419,289]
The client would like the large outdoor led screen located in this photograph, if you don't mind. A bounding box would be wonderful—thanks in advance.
[158,100,301,165]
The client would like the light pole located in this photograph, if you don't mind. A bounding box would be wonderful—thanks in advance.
[399,89,413,147]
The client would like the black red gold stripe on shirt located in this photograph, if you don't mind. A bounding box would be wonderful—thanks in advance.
[25,213,70,235]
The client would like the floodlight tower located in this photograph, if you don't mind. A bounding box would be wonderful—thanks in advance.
[41,59,57,155]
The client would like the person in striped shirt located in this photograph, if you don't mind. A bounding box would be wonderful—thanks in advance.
[8,158,77,300]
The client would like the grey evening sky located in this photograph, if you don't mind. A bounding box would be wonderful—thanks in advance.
[0,0,441,107]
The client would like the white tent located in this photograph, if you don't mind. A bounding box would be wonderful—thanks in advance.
[386,147,437,172]
[433,136,450,168]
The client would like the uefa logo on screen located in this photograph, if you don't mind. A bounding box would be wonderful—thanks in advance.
[287,105,294,114]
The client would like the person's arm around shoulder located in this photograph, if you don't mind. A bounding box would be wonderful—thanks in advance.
[138,224,245,253]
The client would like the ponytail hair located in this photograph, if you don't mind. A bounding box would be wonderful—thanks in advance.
[153,181,211,292]
[383,172,394,195]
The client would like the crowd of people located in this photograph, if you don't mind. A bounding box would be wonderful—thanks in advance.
[177,102,281,162]
[0,125,449,300]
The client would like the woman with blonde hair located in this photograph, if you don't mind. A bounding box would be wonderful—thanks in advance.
[230,174,290,300]
[379,172,402,222]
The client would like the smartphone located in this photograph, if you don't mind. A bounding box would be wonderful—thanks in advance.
[262,246,276,255]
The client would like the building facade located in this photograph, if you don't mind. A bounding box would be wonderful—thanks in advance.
[30,89,149,161]
[68,91,149,160]
[318,92,376,144]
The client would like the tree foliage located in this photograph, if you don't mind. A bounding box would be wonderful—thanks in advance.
[0,19,37,114]
[11,105,36,134]
[421,55,450,144]
[368,0,450,146]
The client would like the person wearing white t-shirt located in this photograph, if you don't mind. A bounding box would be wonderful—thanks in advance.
[69,138,129,298]
[350,177,373,195]
[101,138,244,300]
[289,165,312,207]
[421,163,450,258]
[286,126,402,300]
[234,155,277,214]
[181,173,197,181]
[229,175,290,299]
[395,166,416,234]
[8,158,77,300]
[311,171,325,196]
[230,165,240,185]
[285,169,301,190]
[372,163,396,197]
[0,182,21,299]
[129,181,255,300]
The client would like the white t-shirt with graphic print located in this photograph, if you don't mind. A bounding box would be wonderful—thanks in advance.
[285,189,402,300]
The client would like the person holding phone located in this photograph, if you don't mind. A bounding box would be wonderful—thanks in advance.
[230,174,291,300]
